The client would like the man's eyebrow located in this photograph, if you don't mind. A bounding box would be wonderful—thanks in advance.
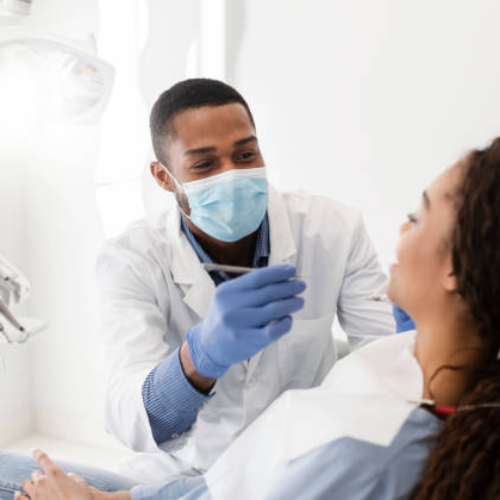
[183,136,257,156]
[183,146,217,156]
[423,191,431,209]
[233,136,257,147]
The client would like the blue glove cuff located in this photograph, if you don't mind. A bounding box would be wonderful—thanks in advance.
[393,305,416,333]
[186,325,229,379]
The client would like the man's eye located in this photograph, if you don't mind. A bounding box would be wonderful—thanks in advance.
[407,212,418,224]
[237,151,256,161]
[193,161,213,169]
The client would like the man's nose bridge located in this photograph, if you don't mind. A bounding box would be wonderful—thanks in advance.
[220,156,238,171]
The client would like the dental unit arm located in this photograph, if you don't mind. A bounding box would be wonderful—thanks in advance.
[0,253,48,343]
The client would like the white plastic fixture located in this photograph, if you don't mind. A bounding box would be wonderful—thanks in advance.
[0,35,115,128]
[3,0,33,17]
[0,254,48,345]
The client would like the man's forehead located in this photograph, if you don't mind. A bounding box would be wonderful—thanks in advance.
[170,103,255,149]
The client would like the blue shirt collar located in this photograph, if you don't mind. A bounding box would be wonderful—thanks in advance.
[180,213,270,285]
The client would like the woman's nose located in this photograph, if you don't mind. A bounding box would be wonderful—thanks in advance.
[399,221,411,236]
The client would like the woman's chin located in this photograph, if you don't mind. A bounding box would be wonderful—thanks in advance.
[386,263,399,302]
[386,282,398,304]
[389,262,399,274]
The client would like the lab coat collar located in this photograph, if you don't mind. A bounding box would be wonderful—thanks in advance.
[247,186,298,377]
[165,202,215,318]
[267,185,297,266]
[165,186,298,320]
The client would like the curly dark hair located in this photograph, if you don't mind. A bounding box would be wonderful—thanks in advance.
[412,137,500,499]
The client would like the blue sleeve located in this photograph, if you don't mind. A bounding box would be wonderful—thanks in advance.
[262,408,438,500]
[262,438,381,500]
[142,347,213,445]
[130,476,211,500]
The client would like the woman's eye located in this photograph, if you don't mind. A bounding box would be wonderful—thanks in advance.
[407,212,418,224]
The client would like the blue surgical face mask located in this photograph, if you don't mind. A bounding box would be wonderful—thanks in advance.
[160,165,268,242]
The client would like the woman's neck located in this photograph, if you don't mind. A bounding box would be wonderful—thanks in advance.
[414,312,485,407]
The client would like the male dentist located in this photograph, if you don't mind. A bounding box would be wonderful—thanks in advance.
[96,78,400,483]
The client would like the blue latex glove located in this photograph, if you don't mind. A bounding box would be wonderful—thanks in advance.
[393,305,416,333]
[187,264,306,378]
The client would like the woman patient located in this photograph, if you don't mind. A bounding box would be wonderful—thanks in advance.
[3,137,500,499]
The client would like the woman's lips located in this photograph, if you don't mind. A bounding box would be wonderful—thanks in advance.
[389,263,399,273]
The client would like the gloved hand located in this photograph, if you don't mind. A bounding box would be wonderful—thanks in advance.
[393,305,416,333]
[187,265,306,378]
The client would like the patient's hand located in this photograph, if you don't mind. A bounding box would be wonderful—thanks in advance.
[15,449,131,500]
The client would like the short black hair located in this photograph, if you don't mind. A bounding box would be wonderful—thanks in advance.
[150,78,256,166]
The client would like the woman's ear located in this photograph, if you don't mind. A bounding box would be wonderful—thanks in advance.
[442,253,459,292]
[150,162,175,192]
[444,271,458,292]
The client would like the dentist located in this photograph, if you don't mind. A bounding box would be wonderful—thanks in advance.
[96,78,401,483]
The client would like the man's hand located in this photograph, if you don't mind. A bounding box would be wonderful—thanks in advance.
[186,264,306,378]
[15,449,131,500]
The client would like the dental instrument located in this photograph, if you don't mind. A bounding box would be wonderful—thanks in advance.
[202,263,306,279]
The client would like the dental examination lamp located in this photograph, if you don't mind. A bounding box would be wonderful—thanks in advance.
[0,254,48,344]
[0,0,33,17]
[0,35,115,127]
[1,1,114,128]
[0,22,115,128]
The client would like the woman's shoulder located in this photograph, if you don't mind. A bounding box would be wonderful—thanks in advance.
[263,408,442,500]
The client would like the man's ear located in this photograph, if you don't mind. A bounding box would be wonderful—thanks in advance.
[150,162,175,192]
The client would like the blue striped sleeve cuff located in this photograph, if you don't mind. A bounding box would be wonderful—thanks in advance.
[142,347,213,445]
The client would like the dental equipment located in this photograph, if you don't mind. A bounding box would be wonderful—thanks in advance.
[2,0,34,17]
[0,253,48,344]
[0,32,115,127]
[202,263,306,279]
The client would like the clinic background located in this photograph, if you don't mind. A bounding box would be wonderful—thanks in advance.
[1,0,500,466]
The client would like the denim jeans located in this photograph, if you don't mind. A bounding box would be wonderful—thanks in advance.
[0,450,139,500]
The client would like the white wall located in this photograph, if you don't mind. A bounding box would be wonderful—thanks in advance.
[24,127,109,446]
[0,0,201,448]
[0,0,109,447]
[0,136,33,444]
[228,0,500,268]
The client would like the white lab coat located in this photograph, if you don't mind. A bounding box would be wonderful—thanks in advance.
[96,186,395,483]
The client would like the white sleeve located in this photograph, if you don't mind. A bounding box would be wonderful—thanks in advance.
[96,239,171,452]
[337,212,395,350]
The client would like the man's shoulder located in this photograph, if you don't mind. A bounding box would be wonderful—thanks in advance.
[100,209,175,255]
[278,188,359,217]
[275,188,362,233]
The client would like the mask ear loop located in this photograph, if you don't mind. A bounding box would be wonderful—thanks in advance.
[158,162,192,218]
